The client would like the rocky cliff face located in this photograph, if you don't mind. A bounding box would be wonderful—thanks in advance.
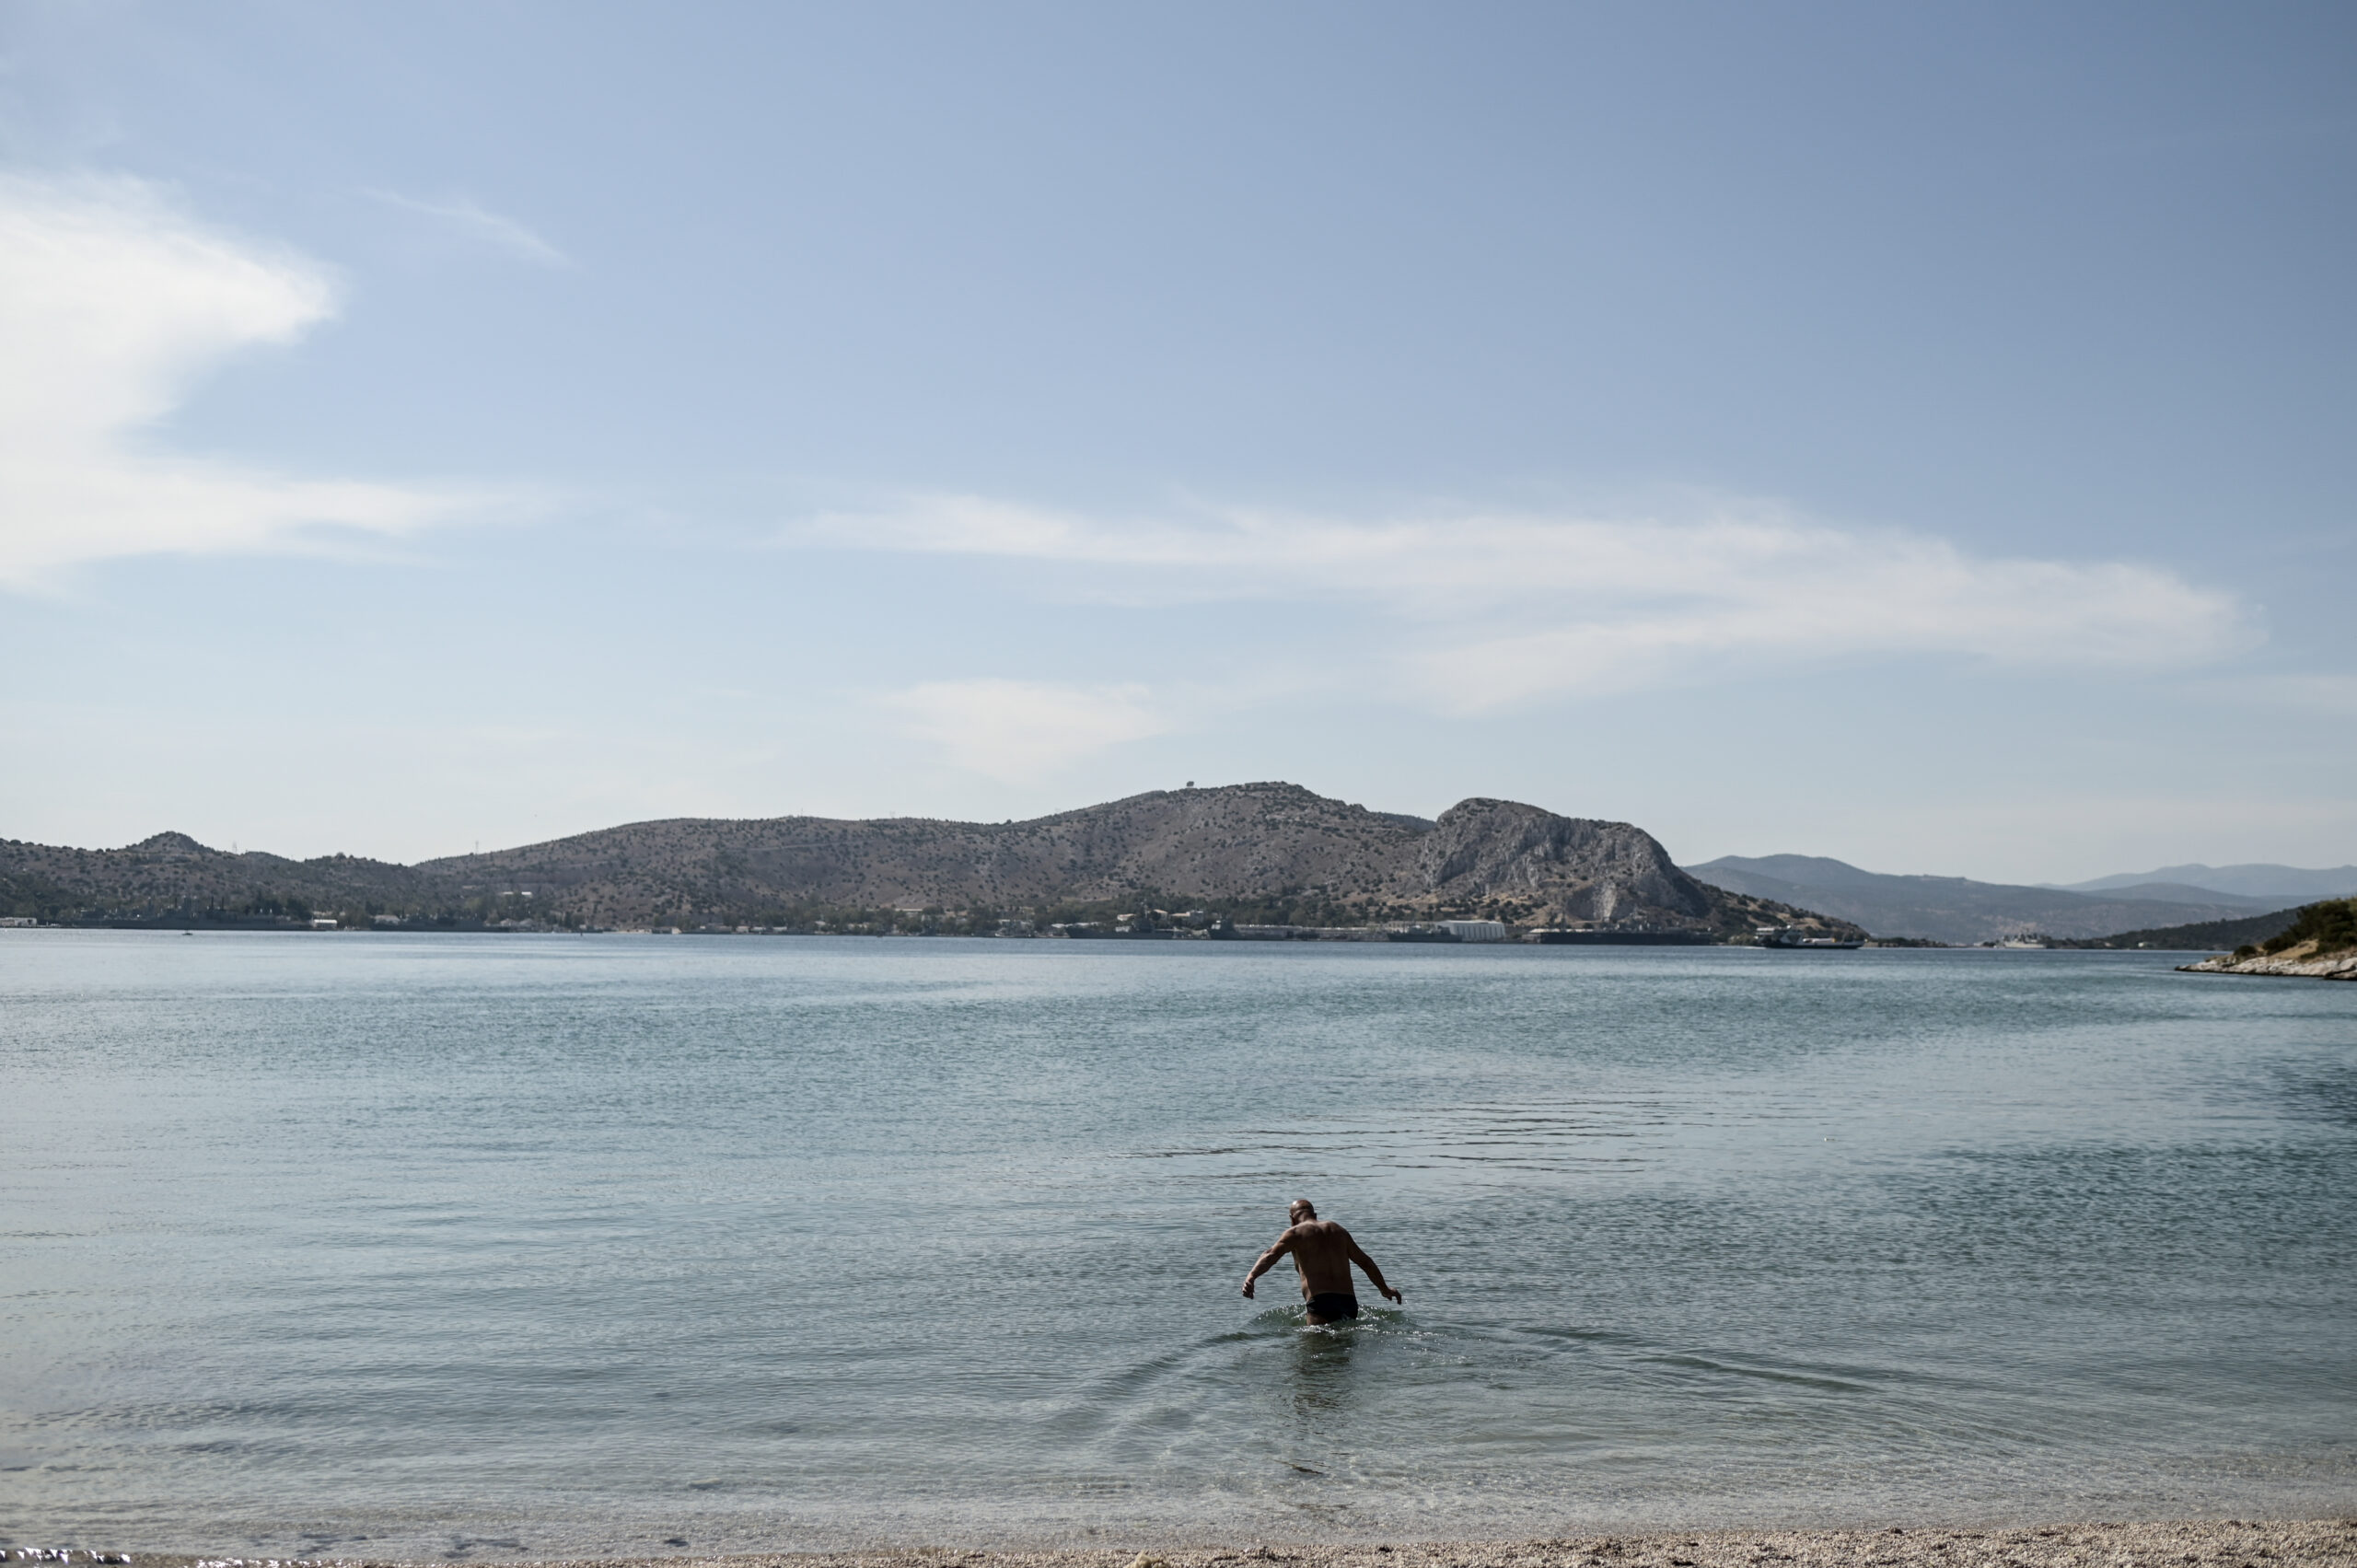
[1404,798,1717,924]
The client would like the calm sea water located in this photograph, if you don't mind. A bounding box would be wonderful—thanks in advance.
[3,932,2352,1557]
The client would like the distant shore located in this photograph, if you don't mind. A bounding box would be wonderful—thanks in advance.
[122,1521,2357,1568]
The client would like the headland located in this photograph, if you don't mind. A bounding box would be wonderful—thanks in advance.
[2177,898,2357,980]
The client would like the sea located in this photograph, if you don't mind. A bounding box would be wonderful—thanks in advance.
[3,932,2352,1557]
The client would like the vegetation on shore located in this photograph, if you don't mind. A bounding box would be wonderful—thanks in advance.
[2231,897,2357,960]
[2050,906,2304,951]
[0,880,1853,943]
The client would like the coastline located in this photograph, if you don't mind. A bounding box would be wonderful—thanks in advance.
[2177,947,2357,981]
[125,1522,2357,1568]
[2174,901,2357,981]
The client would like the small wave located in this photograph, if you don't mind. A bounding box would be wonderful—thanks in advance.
[1638,1352,1878,1393]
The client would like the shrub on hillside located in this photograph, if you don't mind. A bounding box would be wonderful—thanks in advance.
[2260,898,2357,957]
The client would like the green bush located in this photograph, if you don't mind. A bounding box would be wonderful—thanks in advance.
[2260,898,2357,957]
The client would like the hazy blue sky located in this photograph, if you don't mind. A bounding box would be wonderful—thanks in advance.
[2,1,2351,881]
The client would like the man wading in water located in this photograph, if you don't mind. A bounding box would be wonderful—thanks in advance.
[1240,1199,1403,1324]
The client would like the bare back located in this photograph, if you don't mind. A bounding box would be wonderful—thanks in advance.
[1240,1203,1400,1312]
[1273,1218,1360,1298]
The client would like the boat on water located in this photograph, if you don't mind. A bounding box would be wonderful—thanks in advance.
[1755,925,1864,950]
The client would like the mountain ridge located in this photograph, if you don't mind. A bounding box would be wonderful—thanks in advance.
[2049,862,2357,900]
[1683,853,2299,944]
[1,784,1858,940]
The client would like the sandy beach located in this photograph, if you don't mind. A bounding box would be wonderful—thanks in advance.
[113,1522,2357,1568]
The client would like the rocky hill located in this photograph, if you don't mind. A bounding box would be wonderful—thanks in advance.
[0,831,435,923]
[2,784,1856,939]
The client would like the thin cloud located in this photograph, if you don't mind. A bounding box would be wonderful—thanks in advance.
[365,189,571,267]
[806,496,2256,708]
[0,173,476,586]
[887,679,1171,782]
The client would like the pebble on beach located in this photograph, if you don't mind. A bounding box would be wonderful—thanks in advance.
[104,1519,2357,1568]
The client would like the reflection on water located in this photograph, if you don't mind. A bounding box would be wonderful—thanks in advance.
[2,933,2353,1556]
[1283,1313,1365,1425]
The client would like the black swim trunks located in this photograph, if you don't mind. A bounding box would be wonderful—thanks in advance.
[1306,1292,1360,1320]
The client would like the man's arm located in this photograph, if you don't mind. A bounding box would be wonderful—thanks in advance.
[1346,1235,1404,1304]
[1240,1229,1295,1298]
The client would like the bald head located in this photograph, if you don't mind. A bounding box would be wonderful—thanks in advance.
[1289,1198,1317,1221]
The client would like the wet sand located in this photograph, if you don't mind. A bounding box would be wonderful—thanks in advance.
[116,1520,2357,1568]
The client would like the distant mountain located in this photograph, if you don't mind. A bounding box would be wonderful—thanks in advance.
[1682,853,2289,944]
[1,784,1860,939]
[2054,863,2357,900]
[2049,881,2287,912]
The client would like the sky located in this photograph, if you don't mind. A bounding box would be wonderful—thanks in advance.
[1,0,2351,883]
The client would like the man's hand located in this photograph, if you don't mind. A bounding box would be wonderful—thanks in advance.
[1380,1284,1403,1304]
[1242,1233,1291,1302]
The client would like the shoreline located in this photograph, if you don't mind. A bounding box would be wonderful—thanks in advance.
[2177,947,2357,981]
[101,1522,2357,1568]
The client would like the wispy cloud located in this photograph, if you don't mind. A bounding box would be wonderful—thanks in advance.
[887,679,1171,781]
[802,496,2257,709]
[364,188,571,267]
[0,172,478,586]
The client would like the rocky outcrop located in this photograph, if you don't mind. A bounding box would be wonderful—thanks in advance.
[2177,899,2357,980]
[2178,946,2357,981]
[1408,798,1714,924]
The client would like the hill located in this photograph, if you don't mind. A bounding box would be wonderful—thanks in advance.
[0,831,435,925]
[0,784,1860,940]
[2036,880,2288,913]
[2050,908,2304,952]
[1681,853,2280,945]
[2057,862,2357,900]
